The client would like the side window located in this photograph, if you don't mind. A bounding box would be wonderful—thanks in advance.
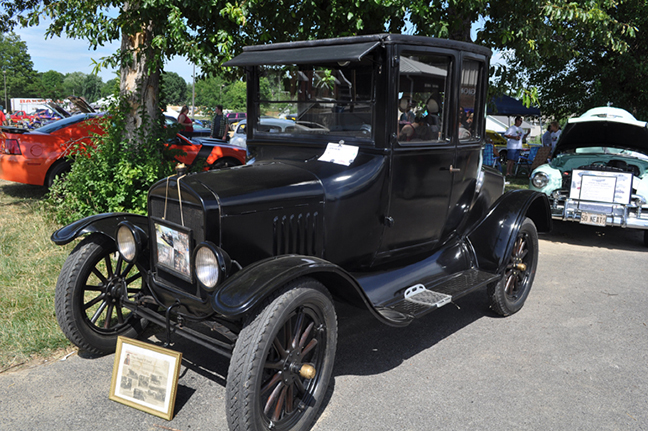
[459,59,484,142]
[397,52,450,144]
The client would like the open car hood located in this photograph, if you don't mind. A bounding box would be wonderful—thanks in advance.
[555,107,648,155]
[67,96,95,114]
[43,102,71,118]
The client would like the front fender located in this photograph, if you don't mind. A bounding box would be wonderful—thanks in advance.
[468,189,551,272]
[212,255,387,322]
[51,212,150,245]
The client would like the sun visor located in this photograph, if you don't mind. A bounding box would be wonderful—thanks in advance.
[224,41,381,67]
[556,121,648,153]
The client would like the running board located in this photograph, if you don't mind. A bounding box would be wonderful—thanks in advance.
[376,269,499,323]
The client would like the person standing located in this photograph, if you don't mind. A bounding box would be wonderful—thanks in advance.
[550,121,561,152]
[177,105,193,136]
[211,105,229,140]
[542,124,552,147]
[503,116,530,177]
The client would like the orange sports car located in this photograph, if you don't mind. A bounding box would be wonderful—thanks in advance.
[0,115,247,187]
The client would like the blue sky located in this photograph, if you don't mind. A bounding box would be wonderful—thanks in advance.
[16,20,198,84]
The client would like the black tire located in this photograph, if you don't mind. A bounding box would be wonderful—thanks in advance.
[55,233,148,355]
[226,278,337,431]
[46,160,72,188]
[643,230,648,248]
[488,217,538,316]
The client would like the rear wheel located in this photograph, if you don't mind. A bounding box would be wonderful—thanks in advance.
[55,233,148,354]
[488,217,538,316]
[226,278,337,431]
[643,230,648,248]
[46,160,72,188]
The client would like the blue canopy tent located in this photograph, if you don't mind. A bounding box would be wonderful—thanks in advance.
[487,95,541,117]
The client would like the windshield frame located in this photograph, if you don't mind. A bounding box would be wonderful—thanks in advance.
[247,53,379,147]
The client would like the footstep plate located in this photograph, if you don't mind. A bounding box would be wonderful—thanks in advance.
[404,284,452,308]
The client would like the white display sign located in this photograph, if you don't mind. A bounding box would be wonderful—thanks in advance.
[569,169,633,204]
[318,142,359,166]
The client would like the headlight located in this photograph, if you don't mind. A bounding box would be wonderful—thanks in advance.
[194,243,231,290]
[116,222,142,262]
[230,136,247,149]
[531,172,549,189]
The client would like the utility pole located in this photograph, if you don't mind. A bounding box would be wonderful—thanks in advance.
[3,69,7,113]
[192,64,195,116]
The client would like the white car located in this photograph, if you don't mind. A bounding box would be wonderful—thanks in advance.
[229,118,330,150]
[529,106,648,245]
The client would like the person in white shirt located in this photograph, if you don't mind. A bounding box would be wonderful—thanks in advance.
[550,121,561,152]
[542,125,552,147]
[503,116,530,176]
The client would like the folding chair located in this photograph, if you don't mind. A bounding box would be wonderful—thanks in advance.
[514,146,540,177]
[529,146,552,173]
[482,143,501,170]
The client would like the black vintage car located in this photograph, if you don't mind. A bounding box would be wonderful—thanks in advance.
[52,34,551,431]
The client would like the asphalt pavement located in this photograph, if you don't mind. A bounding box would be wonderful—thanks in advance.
[1,221,647,431]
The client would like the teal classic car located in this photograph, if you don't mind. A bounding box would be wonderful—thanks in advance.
[530,106,648,245]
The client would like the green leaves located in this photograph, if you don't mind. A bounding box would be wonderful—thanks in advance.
[45,95,174,224]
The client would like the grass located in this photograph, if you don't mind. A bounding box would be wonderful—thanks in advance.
[505,176,531,191]
[0,179,73,371]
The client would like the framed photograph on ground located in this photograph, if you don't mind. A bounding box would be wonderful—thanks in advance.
[109,336,183,420]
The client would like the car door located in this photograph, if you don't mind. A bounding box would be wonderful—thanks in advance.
[443,56,489,237]
[378,49,457,258]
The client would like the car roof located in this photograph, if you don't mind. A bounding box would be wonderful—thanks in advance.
[568,106,646,127]
[556,107,648,154]
[234,118,297,131]
[224,34,491,67]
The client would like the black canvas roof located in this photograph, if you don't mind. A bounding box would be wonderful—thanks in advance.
[224,34,491,67]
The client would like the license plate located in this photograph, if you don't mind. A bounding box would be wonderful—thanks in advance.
[580,212,607,226]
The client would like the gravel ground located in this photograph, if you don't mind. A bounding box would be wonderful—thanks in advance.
[1,221,647,431]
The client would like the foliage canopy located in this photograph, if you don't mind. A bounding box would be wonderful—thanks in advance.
[0,0,640,218]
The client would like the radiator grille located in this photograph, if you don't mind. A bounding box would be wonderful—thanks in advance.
[273,212,320,256]
[149,197,206,244]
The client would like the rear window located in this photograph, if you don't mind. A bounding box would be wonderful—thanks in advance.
[37,114,98,133]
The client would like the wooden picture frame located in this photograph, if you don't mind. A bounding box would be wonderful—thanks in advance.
[109,336,183,420]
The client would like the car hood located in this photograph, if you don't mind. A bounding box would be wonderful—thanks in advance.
[555,107,648,155]
[67,96,95,114]
[192,162,324,215]
[42,102,70,118]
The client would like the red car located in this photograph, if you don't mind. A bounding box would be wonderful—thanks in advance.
[9,110,36,123]
[0,114,247,187]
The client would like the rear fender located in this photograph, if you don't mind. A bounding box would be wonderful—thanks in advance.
[212,255,391,323]
[468,190,551,272]
[51,213,150,245]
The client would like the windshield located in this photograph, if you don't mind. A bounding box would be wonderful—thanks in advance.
[254,60,375,142]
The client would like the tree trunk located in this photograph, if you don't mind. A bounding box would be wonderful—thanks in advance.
[119,20,160,145]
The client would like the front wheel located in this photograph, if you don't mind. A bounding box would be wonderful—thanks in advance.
[226,278,338,431]
[55,233,148,354]
[488,217,539,316]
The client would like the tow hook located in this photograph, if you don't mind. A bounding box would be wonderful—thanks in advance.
[163,300,181,347]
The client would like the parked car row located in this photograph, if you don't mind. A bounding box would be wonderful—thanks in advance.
[0,112,247,188]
